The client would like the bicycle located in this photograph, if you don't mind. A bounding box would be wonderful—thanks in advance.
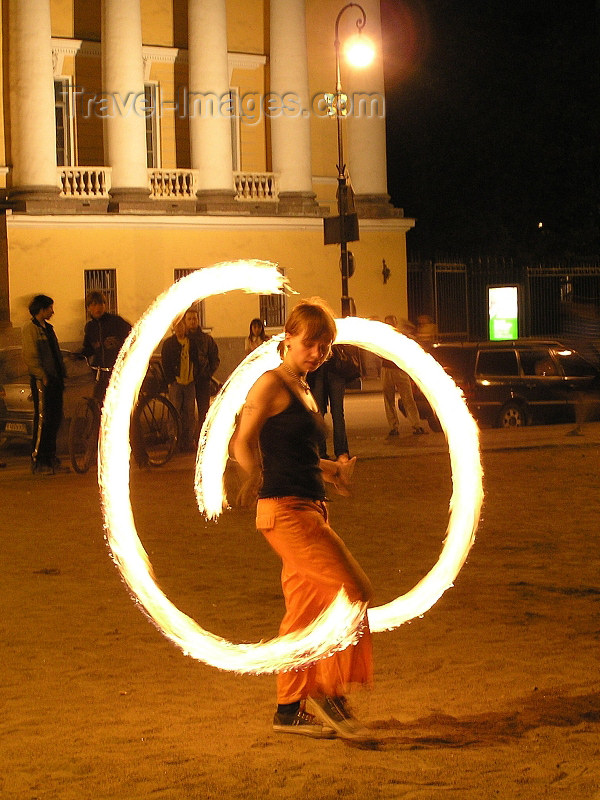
[68,357,181,473]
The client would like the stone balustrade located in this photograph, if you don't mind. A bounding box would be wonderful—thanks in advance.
[148,169,197,198]
[234,171,279,201]
[58,167,111,197]
[58,168,280,203]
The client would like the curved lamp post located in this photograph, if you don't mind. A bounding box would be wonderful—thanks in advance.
[325,3,374,316]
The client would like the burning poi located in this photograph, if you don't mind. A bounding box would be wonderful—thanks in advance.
[98,261,483,674]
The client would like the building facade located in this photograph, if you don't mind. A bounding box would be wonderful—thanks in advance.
[0,0,413,377]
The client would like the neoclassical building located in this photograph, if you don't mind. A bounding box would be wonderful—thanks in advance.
[0,0,413,374]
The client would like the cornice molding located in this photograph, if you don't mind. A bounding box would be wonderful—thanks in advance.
[6,212,414,234]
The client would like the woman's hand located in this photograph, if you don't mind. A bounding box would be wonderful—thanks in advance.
[333,456,356,496]
[321,456,357,496]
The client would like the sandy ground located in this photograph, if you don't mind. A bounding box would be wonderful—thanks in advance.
[1,418,600,800]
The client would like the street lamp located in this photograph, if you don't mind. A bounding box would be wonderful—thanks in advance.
[323,3,374,317]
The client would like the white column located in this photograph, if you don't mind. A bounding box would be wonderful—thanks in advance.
[270,0,318,214]
[188,0,237,211]
[102,0,150,208]
[8,0,59,208]
[345,0,395,216]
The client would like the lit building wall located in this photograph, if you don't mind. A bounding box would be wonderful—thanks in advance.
[7,216,411,335]
[1,0,413,373]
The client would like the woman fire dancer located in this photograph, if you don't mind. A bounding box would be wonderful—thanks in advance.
[233,298,373,741]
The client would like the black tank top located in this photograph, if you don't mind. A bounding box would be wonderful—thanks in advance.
[258,380,327,500]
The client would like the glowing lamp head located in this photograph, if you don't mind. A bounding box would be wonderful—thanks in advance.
[344,33,375,68]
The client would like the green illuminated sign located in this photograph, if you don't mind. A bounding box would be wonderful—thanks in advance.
[489,286,519,341]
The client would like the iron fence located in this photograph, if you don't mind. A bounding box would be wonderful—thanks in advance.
[408,257,600,342]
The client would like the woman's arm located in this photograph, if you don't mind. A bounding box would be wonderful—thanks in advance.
[232,371,284,503]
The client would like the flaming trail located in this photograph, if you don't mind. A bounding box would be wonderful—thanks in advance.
[199,315,484,634]
[98,261,366,673]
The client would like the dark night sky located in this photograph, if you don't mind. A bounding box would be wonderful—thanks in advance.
[380,0,600,260]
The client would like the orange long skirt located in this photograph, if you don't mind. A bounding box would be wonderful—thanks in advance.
[257,496,373,704]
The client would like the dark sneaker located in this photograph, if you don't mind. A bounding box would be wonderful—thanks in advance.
[306,696,372,741]
[386,429,399,438]
[412,426,428,435]
[272,708,336,739]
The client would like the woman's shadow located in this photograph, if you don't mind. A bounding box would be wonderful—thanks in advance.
[368,687,600,749]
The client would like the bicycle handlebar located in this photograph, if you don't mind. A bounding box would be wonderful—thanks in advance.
[80,355,112,379]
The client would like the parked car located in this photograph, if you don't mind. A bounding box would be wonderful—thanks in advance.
[412,339,600,429]
[0,346,93,445]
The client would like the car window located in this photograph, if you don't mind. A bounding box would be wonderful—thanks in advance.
[554,349,598,377]
[476,349,519,377]
[432,348,471,383]
[519,349,558,376]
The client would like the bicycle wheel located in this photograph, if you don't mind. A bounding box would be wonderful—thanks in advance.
[135,395,180,467]
[68,398,99,473]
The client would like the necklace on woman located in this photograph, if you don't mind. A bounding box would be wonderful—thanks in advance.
[281,362,310,393]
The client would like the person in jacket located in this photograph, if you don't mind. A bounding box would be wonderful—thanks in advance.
[82,291,132,401]
[161,317,197,451]
[182,308,220,429]
[22,295,67,474]
[307,344,360,462]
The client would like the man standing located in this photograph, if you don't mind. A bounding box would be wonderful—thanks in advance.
[183,308,220,430]
[161,317,197,451]
[82,291,132,400]
[22,295,67,474]
[381,315,427,437]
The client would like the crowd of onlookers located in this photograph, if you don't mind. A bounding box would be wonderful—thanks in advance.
[11,291,439,475]
[17,290,221,474]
